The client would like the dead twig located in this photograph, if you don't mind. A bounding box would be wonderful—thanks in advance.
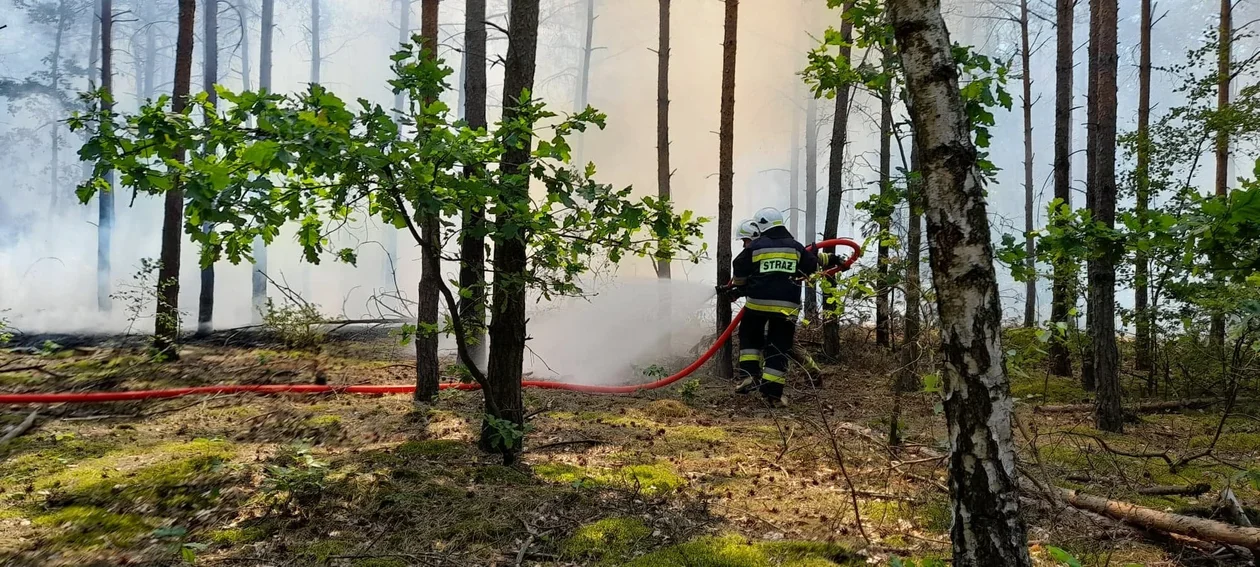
[528,439,606,452]
[0,410,40,447]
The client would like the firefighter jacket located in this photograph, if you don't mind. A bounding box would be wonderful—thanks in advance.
[731,226,827,317]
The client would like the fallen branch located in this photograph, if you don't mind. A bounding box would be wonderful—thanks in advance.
[1136,483,1212,497]
[528,439,606,452]
[1056,486,1260,550]
[1034,397,1232,414]
[0,365,69,379]
[0,410,40,446]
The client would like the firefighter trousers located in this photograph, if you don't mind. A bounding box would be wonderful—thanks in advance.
[736,309,796,398]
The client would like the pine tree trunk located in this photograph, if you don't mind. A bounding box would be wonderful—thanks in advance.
[252,0,274,323]
[155,0,196,357]
[891,136,922,446]
[239,3,251,92]
[788,83,801,237]
[414,0,441,403]
[804,96,819,317]
[1209,0,1232,345]
[1021,0,1036,328]
[886,1,1033,563]
[822,1,854,355]
[1047,0,1074,377]
[715,0,738,380]
[481,0,540,462]
[1081,0,1098,392]
[49,0,67,208]
[1090,0,1122,434]
[142,7,157,99]
[1134,0,1153,372]
[309,0,320,84]
[97,0,114,313]
[383,0,408,299]
[655,0,671,280]
[573,0,594,165]
[459,0,488,369]
[876,71,892,348]
[197,0,219,336]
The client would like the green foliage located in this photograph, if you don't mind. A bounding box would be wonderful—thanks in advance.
[0,312,12,345]
[260,298,327,350]
[890,558,947,567]
[679,378,701,404]
[621,535,854,567]
[483,414,530,452]
[260,443,328,514]
[1046,546,1083,567]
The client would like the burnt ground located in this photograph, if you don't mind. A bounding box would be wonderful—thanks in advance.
[0,326,1256,567]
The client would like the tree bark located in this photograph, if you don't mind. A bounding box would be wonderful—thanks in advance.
[252,0,274,323]
[1081,0,1098,392]
[414,0,441,403]
[886,1,1033,564]
[1056,487,1260,549]
[715,0,738,380]
[97,0,114,313]
[481,0,540,462]
[459,0,488,369]
[142,4,157,100]
[1047,0,1074,377]
[804,95,819,316]
[1090,0,1122,433]
[1134,0,1152,371]
[1020,0,1036,328]
[155,0,196,357]
[1210,0,1232,345]
[655,0,671,280]
[876,69,892,348]
[197,0,219,336]
[822,2,854,355]
[789,83,801,237]
[239,2,251,92]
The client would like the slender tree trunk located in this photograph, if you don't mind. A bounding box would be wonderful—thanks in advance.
[1021,0,1036,328]
[1209,0,1232,345]
[197,0,219,336]
[573,0,595,165]
[481,0,540,462]
[1090,0,1122,433]
[1134,0,1152,371]
[459,0,488,369]
[48,0,68,208]
[1082,0,1099,392]
[876,72,892,348]
[804,96,818,316]
[655,0,671,279]
[87,1,99,90]
[1047,0,1074,377]
[309,0,320,84]
[891,135,922,446]
[886,2,1033,563]
[97,0,114,313]
[383,0,409,298]
[251,0,274,323]
[239,2,251,92]
[789,84,801,237]
[414,0,441,403]
[155,0,196,356]
[142,9,157,100]
[715,0,738,380]
[822,2,854,355]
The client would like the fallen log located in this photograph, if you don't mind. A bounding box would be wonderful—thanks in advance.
[1034,398,1228,414]
[1137,483,1212,497]
[1056,487,1260,550]
[0,409,39,446]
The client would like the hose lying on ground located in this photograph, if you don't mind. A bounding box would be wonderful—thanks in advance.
[0,239,861,405]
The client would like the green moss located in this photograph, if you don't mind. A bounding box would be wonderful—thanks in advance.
[534,462,594,485]
[562,517,651,562]
[40,439,235,513]
[616,463,685,494]
[473,465,529,485]
[0,435,118,487]
[352,559,407,567]
[670,426,727,443]
[1038,444,1092,469]
[209,526,270,545]
[644,399,691,419]
[396,439,465,460]
[33,506,152,549]
[917,497,952,532]
[297,539,354,562]
[1188,433,1260,453]
[622,535,855,567]
[304,414,343,428]
[1011,376,1089,403]
[546,411,579,420]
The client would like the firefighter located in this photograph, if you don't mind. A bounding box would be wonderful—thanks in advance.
[720,208,844,405]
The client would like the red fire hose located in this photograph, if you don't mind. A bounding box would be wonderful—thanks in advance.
[0,239,861,405]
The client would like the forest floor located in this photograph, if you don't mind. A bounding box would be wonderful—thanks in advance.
[0,327,1257,566]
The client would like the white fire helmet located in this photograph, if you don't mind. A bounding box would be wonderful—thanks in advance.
[753,207,786,232]
[735,219,760,241]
